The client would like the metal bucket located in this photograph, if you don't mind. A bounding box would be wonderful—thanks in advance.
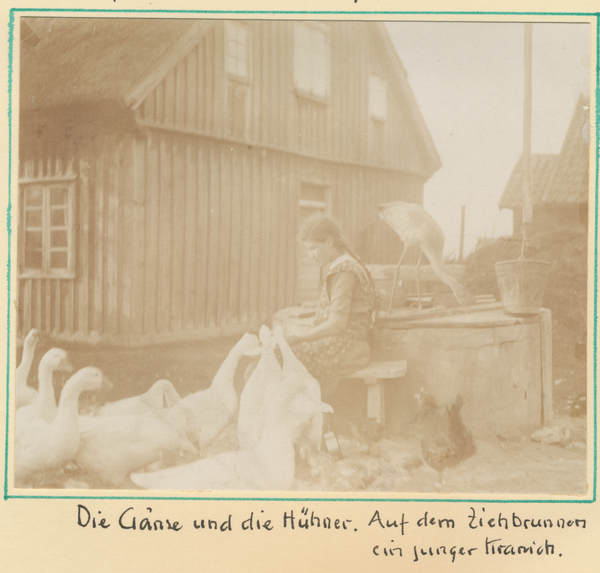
[494,259,550,315]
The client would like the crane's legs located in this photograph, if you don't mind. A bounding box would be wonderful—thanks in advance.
[387,244,407,313]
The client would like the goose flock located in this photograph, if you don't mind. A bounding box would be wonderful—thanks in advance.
[13,326,333,491]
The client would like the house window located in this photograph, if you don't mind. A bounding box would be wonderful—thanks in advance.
[293,23,330,99]
[369,73,387,121]
[19,180,75,277]
[225,21,251,81]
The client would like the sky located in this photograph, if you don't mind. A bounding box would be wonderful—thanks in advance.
[385,22,591,257]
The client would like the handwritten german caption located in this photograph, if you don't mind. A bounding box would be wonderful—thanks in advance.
[76,504,587,562]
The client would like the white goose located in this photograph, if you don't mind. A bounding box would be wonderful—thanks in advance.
[96,379,181,417]
[237,325,282,450]
[272,325,325,452]
[15,367,107,485]
[76,411,199,487]
[130,373,333,491]
[16,328,40,409]
[164,332,260,450]
[16,348,74,435]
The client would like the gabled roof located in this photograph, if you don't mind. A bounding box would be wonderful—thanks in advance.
[372,23,442,177]
[19,18,441,178]
[499,154,558,210]
[19,17,209,114]
[499,94,590,210]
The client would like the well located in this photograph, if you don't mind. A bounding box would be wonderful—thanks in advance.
[373,305,552,439]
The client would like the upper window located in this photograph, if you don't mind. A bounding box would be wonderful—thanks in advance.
[293,23,330,99]
[369,73,388,121]
[225,21,251,81]
[19,180,75,277]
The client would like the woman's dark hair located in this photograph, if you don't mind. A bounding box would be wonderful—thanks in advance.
[299,214,346,249]
[299,214,377,316]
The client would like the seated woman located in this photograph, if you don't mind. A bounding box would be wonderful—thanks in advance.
[285,215,376,399]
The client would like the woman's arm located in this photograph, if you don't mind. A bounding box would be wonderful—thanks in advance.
[287,271,357,344]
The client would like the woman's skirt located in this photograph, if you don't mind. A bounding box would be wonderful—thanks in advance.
[290,329,370,396]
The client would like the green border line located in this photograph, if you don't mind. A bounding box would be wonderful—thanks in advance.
[4,8,598,504]
[4,9,14,502]
[7,8,600,16]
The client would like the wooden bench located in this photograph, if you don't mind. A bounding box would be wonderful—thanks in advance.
[345,360,408,426]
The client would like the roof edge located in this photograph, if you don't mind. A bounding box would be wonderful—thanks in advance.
[373,22,442,179]
[124,20,213,110]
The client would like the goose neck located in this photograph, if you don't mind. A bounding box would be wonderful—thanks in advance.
[37,362,57,404]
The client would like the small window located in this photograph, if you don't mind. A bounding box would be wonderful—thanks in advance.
[225,21,251,81]
[294,23,330,99]
[369,74,387,121]
[19,180,75,277]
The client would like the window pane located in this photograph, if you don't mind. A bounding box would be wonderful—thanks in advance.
[369,74,387,120]
[25,230,43,250]
[225,21,250,79]
[51,230,68,248]
[294,24,329,97]
[50,186,68,206]
[26,209,43,228]
[51,208,66,227]
[25,249,42,269]
[26,186,43,206]
[50,251,67,269]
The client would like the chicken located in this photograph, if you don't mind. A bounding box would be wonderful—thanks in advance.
[357,417,385,454]
[414,390,476,486]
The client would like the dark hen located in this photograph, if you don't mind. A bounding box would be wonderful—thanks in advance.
[414,390,476,486]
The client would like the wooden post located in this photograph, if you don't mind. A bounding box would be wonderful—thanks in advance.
[523,23,533,225]
[540,308,553,426]
[459,204,466,262]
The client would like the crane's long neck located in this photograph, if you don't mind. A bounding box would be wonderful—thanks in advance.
[421,244,469,310]
[36,362,58,423]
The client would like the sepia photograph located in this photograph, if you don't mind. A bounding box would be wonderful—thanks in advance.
[10,14,592,497]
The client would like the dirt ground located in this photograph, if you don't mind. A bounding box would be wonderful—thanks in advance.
[19,331,590,495]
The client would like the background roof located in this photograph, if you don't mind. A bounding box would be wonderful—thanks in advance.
[20,17,198,112]
[499,94,590,210]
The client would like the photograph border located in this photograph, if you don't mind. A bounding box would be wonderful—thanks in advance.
[5,6,598,504]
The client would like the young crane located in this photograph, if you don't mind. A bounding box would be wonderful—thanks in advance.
[379,201,472,313]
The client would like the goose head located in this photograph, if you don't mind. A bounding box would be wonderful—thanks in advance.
[242,327,274,357]
[39,348,74,374]
[63,367,111,397]
[235,332,260,356]
[152,379,181,408]
[23,328,40,351]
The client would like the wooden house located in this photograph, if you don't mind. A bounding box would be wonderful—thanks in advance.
[17,17,440,345]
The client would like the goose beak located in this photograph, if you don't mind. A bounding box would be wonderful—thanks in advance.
[100,374,114,393]
[63,358,76,374]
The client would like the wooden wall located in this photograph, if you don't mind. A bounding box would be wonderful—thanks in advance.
[135,21,432,179]
[18,133,136,343]
[16,21,434,344]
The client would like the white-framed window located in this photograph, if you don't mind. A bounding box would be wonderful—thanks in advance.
[225,21,251,81]
[19,179,75,278]
[293,22,330,100]
[369,73,388,121]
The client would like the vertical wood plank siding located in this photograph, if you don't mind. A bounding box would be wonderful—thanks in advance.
[18,22,433,344]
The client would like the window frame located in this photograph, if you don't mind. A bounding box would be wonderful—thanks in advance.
[368,72,388,122]
[18,176,77,279]
[224,20,252,84]
[293,22,331,102]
